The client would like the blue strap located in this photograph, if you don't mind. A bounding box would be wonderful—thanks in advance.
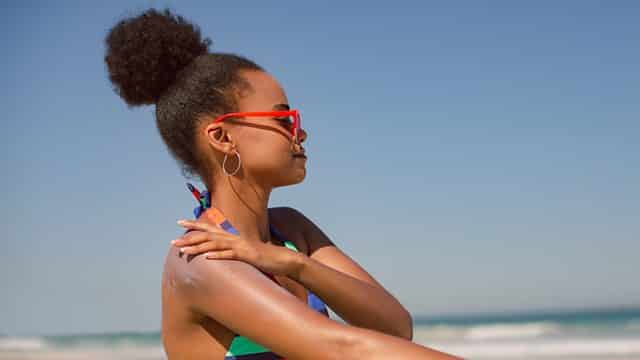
[193,190,211,219]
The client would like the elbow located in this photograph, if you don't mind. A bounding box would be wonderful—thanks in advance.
[400,324,413,341]
[396,310,414,341]
[372,308,414,340]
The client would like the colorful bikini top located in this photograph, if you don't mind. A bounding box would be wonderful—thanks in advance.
[186,183,329,359]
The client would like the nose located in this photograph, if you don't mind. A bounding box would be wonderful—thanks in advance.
[296,127,308,144]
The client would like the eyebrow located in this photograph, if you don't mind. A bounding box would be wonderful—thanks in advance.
[272,103,290,110]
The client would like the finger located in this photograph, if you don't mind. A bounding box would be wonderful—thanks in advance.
[180,239,235,254]
[177,219,220,232]
[205,249,237,260]
[172,223,229,246]
[172,230,215,247]
[181,238,233,255]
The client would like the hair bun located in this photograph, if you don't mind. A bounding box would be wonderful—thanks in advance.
[104,8,211,106]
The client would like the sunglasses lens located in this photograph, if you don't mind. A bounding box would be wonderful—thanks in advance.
[276,111,300,142]
[287,115,297,137]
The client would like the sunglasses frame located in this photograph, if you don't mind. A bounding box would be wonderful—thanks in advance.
[213,109,302,144]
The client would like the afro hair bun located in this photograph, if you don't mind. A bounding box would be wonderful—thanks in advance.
[104,8,211,106]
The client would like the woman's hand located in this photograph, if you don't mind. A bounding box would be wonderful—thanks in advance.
[171,219,303,277]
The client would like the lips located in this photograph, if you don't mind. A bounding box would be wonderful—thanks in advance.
[292,145,307,159]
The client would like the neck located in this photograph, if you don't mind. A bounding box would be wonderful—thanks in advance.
[205,176,273,244]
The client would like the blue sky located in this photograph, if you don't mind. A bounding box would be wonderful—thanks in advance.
[1,0,638,335]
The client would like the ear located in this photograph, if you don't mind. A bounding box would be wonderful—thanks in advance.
[203,122,235,154]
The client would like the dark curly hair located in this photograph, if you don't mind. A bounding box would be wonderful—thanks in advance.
[104,8,263,179]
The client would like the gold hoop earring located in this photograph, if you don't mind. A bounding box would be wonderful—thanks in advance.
[222,149,241,176]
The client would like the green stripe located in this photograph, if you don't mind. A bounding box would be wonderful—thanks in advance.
[226,335,271,356]
[284,240,298,252]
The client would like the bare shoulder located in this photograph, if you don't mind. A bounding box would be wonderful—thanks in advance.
[268,206,311,255]
[163,243,300,330]
[163,246,231,295]
[165,245,278,310]
[269,206,335,256]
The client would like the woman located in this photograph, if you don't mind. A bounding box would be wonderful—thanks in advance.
[105,8,460,360]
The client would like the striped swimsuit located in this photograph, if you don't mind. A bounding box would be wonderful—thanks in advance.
[187,184,330,359]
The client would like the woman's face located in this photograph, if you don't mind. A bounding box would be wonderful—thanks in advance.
[205,69,308,188]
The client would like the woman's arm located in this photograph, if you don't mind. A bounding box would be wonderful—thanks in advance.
[284,207,414,339]
[177,254,461,359]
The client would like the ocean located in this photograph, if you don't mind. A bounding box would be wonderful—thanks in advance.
[2,307,639,359]
[413,307,640,359]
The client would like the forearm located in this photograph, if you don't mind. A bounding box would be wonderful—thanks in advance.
[290,253,413,339]
[347,325,462,360]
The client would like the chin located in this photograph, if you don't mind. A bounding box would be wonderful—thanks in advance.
[277,169,306,187]
[294,169,306,183]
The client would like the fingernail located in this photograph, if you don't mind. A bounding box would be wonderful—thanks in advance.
[170,240,177,245]
[177,220,185,224]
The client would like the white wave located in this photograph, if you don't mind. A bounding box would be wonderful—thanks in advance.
[464,321,560,340]
[0,337,47,351]
[414,321,560,341]
[414,325,468,340]
[424,337,640,358]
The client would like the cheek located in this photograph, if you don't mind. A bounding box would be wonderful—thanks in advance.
[239,135,292,171]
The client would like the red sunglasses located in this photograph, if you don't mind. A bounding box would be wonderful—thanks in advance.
[213,109,302,144]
